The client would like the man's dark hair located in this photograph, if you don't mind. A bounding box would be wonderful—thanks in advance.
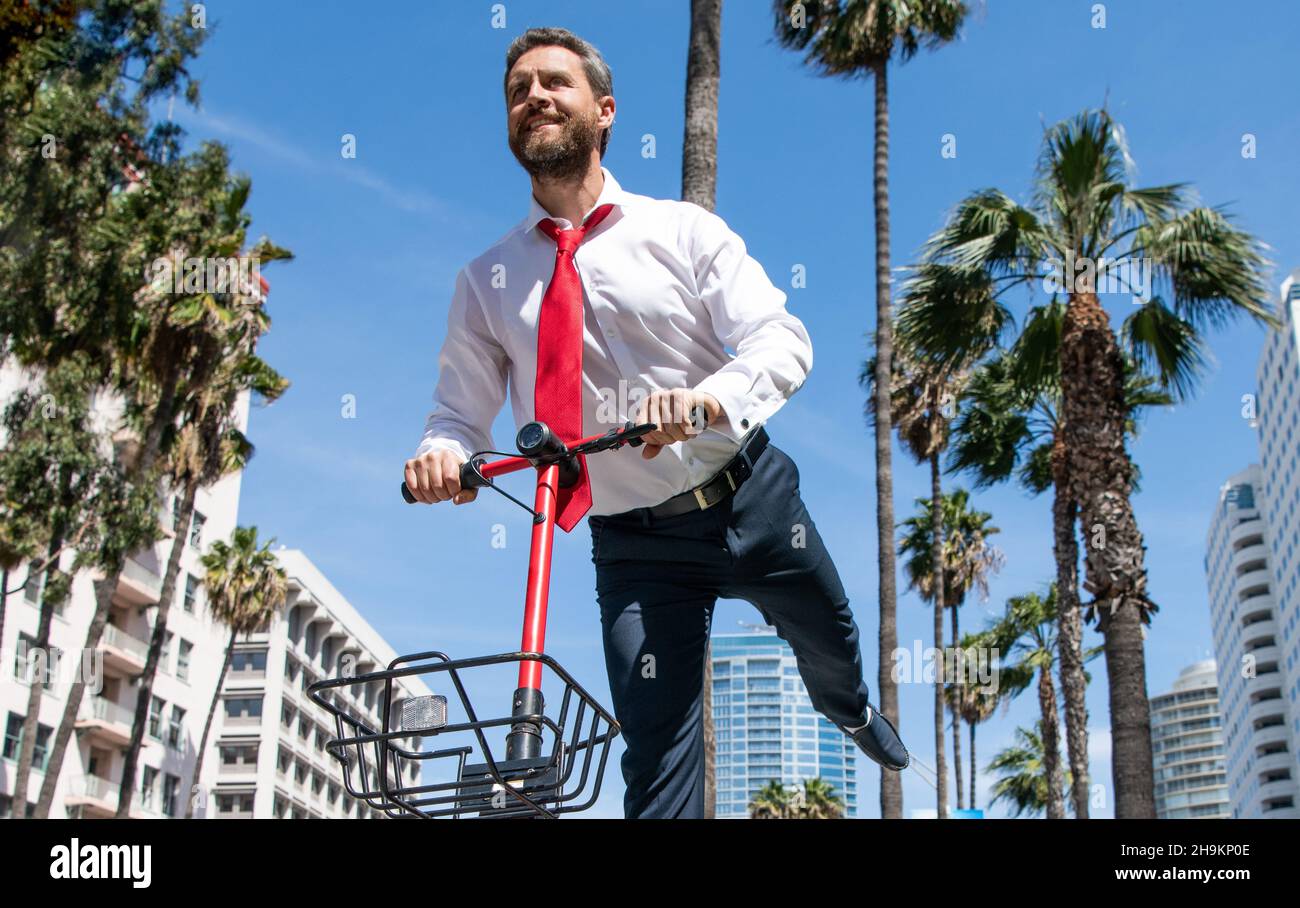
[504,27,613,160]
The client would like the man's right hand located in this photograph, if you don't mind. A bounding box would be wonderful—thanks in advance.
[403,449,478,506]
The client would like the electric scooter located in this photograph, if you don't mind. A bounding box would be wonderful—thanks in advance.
[307,419,657,818]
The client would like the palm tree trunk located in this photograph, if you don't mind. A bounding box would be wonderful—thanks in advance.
[1051,443,1091,819]
[928,453,948,818]
[185,628,236,818]
[1038,666,1066,819]
[969,721,977,811]
[11,530,64,819]
[115,478,197,816]
[950,596,964,810]
[682,0,721,211]
[870,57,901,821]
[682,0,722,819]
[1060,290,1156,818]
[34,374,179,817]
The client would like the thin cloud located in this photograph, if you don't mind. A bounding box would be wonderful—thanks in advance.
[179,108,447,214]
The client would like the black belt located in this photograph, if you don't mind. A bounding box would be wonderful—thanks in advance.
[623,425,769,522]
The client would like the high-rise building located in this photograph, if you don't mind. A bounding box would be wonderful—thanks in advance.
[710,625,858,818]
[1203,474,1300,818]
[1201,270,1300,819]
[1255,268,1300,744]
[1150,659,1230,818]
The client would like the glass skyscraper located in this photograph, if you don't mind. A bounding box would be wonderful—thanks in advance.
[711,626,858,818]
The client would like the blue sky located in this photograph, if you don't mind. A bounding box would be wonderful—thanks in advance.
[168,0,1300,817]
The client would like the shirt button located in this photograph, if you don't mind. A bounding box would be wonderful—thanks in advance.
[604,328,616,339]
[741,418,750,428]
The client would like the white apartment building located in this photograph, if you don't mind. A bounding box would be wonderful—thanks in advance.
[1150,659,1230,819]
[1,359,253,818]
[2,358,429,819]
[1204,466,1299,818]
[205,548,431,819]
[1255,269,1300,751]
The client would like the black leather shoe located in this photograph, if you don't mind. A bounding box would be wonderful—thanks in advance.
[842,704,909,772]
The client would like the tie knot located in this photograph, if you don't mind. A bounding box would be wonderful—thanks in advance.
[538,203,615,253]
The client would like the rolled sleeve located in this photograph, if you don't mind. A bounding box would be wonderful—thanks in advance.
[686,206,813,442]
[415,267,509,461]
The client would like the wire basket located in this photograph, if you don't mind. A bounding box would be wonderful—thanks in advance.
[306,650,620,818]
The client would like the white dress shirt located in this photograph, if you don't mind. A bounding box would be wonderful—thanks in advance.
[415,166,813,518]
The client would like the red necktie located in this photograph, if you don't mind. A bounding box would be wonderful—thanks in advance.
[535,203,615,532]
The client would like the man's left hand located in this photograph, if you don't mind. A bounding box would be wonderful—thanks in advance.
[631,389,723,459]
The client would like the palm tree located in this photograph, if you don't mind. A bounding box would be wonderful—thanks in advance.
[799,777,847,818]
[1,355,117,818]
[749,779,794,819]
[184,525,288,818]
[682,0,723,819]
[943,642,1002,811]
[33,143,291,817]
[987,720,1074,818]
[897,487,1003,813]
[747,778,846,818]
[985,587,1070,818]
[772,0,968,819]
[944,302,1170,818]
[115,322,288,816]
[900,109,1273,816]
[113,168,289,816]
[862,343,968,815]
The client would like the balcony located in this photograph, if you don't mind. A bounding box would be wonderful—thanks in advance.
[1253,722,1291,750]
[63,774,120,818]
[117,555,163,607]
[1256,778,1298,803]
[1236,570,1273,602]
[1254,751,1294,775]
[1231,543,1269,574]
[99,623,149,677]
[1247,694,1288,729]
[75,696,135,749]
[1228,521,1264,551]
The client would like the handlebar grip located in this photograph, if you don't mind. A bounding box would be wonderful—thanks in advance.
[401,458,490,504]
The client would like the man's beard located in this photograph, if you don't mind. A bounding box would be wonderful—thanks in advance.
[509,109,601,181]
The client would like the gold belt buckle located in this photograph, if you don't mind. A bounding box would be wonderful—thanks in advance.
[693,469,737,510]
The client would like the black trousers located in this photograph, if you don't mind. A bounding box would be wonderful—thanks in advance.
[587,441,872,819]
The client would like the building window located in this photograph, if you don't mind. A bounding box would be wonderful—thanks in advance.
[3,713,22,760]
[189,512,206,549]
[161,630,174,675]
[167,705,185,750]
[4,714,54,771]
[140,766,157,810]
[231,650,266,674]
[224,697,263,721]
[177,639,192,682]
[216,793,254,815]
[170,495,183,534]
[161,773,179,818]
[182,574,198,614]
[148,696,165,739]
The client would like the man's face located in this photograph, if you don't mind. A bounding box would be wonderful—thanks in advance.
[506,45,612,180]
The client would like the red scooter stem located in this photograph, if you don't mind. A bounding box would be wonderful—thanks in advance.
[519,462,560,690]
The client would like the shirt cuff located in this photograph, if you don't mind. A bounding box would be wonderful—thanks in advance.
[693,372,760,444]
[414,436,472,462]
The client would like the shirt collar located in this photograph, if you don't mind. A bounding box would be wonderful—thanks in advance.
[524,166,630,234]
